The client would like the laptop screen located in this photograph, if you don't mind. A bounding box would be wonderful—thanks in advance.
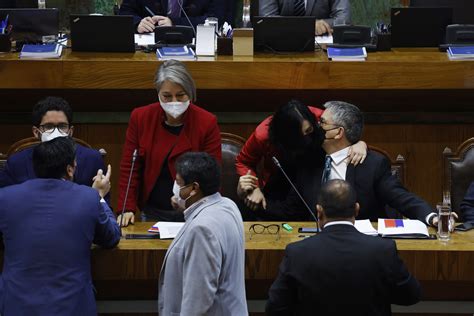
[253,16,315,52]
[0,8,59,42]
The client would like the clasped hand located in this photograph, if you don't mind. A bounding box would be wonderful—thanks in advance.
[138,16,172,33]
[237,171,267,211]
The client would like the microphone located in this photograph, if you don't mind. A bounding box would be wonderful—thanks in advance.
[272,156,320,232]
[177,0,196,37]
[120,149,138,232]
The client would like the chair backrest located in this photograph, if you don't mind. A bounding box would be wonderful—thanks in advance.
[220,132,246,203]
[369,145,406,185]
[5,137,107,158]
[443,138,474,214]
[369,145,406,218]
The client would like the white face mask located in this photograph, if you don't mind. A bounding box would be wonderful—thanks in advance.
[160,99,190,119]
[41,128,69,142]
[172,181,191,209]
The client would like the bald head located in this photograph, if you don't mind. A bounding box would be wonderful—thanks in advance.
[317,180,359,223]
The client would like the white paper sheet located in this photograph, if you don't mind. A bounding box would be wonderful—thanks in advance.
[135,33,155,46]
[354,219,378,236]
[154,222,185,239]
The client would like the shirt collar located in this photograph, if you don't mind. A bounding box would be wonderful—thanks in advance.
[183,196,208,221]
[323,220,354,228]
[329,146,350,165]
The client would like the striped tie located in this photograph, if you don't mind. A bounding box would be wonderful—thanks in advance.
[168,0,180,18]
[321,155,332,184]
[294,0,305,16]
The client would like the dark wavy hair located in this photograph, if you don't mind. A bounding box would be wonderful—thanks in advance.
[268,99,319,152]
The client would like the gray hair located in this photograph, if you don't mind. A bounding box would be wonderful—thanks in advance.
[323,101,364,144]
[154,60,197,102]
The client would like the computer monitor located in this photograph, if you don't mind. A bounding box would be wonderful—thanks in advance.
[410,0,474,24]
[391,7,452,47]
[0,8,59,42]
[253,16,315,52]
[70,15,135,53]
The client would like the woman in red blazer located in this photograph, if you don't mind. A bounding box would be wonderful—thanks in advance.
[118,60,221,225]
[236,100,366,217]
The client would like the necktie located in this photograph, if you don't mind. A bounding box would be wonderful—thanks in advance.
[168,0,181,18]
[321,155,332,184]
[294,0,306,16]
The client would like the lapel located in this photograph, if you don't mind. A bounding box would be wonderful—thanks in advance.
[159,194,222,275]
[346,163,355,187]
[305,0,316,16]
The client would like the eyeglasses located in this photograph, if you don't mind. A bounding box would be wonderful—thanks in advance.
[318,119,342,132]
[249,224,280,240]
[39,123,70,134]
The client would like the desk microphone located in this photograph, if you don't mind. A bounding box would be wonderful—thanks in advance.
[272,156,320,233]
[177,0,196,37]
[120,149,138,234]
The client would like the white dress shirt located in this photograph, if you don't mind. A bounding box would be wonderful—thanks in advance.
[327,146,350,181]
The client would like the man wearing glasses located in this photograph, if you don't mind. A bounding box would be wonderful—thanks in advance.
[264,101,436,225]
[0,96,106,189]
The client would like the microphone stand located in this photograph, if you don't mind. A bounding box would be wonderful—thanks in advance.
[272,156,320,233]
[120,149,138,238]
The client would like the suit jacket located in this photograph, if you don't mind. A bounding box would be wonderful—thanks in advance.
[460,181,474,223]
[259,0,351,26]
[158,193,247,316]
[265,150,432,222]
[119,0,234,29]
[0,144,105,189]
[266,224,421,315]
[119,102,221,212]
[0,179,120,315]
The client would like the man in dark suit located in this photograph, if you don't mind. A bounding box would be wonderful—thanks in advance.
[0,137,120,315]
[0,96,105,191]
[119,0,233,33]
[259,0,350,35]
[263,101,436,225]
[266,179,422,315]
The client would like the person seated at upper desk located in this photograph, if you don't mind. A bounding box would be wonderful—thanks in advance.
[117,60,221,226]
[460,181,474,223]
[0,137,120,315]
[262,101,441,225]
[259,0,351,35]
[236,99,367,220]
[266,179,421,316]
[119,0,233,33]
[0,97,106,192]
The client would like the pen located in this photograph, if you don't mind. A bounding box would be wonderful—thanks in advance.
[144,6,156,17]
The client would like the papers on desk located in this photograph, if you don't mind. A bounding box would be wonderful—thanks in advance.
[447,46,474,60]
[315,34,333,45]
[327,47,367,61]
[148,222,185,239]
[377,219,430,239]
[19,43,62,59]
[134,33,155,46]
[355,219,431,239]
[354,220,378,236]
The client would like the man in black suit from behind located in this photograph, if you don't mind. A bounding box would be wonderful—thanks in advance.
[266,179,422,316]
[264,101,438,226]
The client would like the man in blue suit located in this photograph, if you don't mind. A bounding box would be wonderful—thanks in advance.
[0,96,105,190]
[119,0,234,33]
[0,137,121,315]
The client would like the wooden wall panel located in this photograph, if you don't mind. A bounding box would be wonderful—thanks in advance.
[1,123,473,211]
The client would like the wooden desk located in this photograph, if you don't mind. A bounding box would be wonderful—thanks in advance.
[91,222,474,301]
[1,49,473,90]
